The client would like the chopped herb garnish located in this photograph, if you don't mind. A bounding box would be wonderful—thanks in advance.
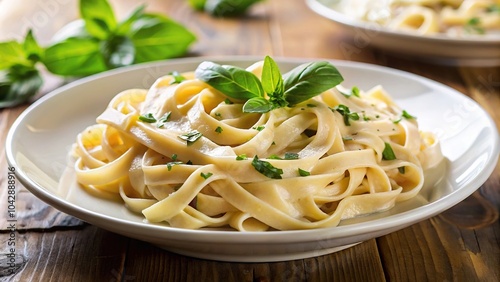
[402,110,415,120]
[253,125,265,131]
[138,113,156,123]
[342,136,353,141]
[186,160,193,165]
[166,161,183,171]
[224,98,234,104]
[169,71,186,85]
[298,168,310,177]
[284,152,299,160]
[178,130,203,146]
[338,85,360,98]
[171,154,178,161]
[306,103,317,108]
[332,104,360,126]
[251,156,283,179]
[214,112,222,118]
[487,4,500,13]
[465,17,485,34]
[268,154,282,160]
[157,112,172,128]
[382,142,397,160]
[215,126,223,133]
[393,118,402,124]
[200,172,213,179]
[236,154,247,160]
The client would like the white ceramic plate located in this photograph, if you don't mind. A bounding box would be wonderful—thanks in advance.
[306,0,500,66]
[6,57,499,262]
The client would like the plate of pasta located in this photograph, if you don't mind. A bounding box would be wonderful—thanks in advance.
[6,56,499,262]
[306,0,500,65]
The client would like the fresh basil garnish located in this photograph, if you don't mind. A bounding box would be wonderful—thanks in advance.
[179,130,203,146]
[283,61,344,106]
[200,172,213,179]
[298,168,310,177]
[138,113,157,123]
[251,156,283,179]
[332,105,359,126]
[195,61,264,100]
[243,97,273,113]
[195,56,344,114]
[382,142,397,160]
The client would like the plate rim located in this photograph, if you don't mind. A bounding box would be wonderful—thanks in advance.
[5,56,500,245]
[305,0,500,44]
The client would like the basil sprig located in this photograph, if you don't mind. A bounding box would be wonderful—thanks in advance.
[0,30,43,107]
[1,0,196,107]
[189,0,262,17]
[44,0,196,76]
[195,56,344,113]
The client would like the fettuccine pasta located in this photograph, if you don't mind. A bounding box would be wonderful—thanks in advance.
[339,0,500,37]
[70,60,442,231]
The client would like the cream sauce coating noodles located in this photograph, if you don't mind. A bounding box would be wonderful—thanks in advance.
[340,0,500,37]
[70,61,443,231]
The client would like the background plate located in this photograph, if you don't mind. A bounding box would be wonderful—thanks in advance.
[306,0,500,66]
[5,56,499,262]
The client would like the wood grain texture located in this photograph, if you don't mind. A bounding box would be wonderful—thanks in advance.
[0,0,498,281]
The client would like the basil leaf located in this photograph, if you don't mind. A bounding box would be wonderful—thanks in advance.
[169,71,186,84]
[283,61,344,106]
[157,112,172,128]
[43,37,107,76]
[205,0,261,17]
[0,41,28,70]
[382,142,397,160]
[332,104,359,126]
[115,5,146,35]
[298,168,310,177]
[465,17,485,34]
[200,172,213,179]
[487,4,500,13]
[337,85,360,98]
[51,20,91,42]
[129,14,196,63]
[284,152,299,160]
[262,55,283,96]
[179,130,203,146]
[100,35,135,69]
[167,161,183,171]
[402,110,416,120]
[0,66,42,106]
[251,156,283,179]
[195,61,264,100]
[262,55,287,109]
[23,30,43,63]
[138,113,156,123]
[243,97,272,113]
[188,0,206,11]
[236,154,247,160]
[80,0,117,40]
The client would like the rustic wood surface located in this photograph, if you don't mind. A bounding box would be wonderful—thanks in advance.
[1,0,499,281]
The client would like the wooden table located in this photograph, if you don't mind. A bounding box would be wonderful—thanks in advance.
[1,0,499,281]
